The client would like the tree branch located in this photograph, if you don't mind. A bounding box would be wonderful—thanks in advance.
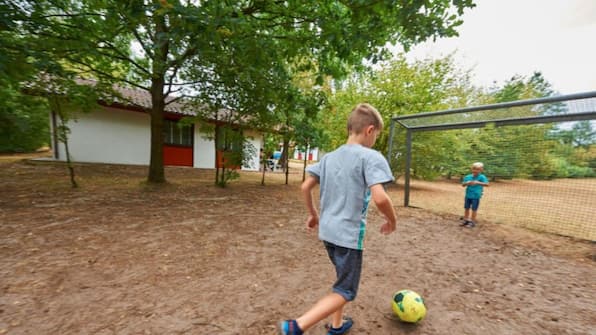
[64,56,149,91]
[164,94,189,106]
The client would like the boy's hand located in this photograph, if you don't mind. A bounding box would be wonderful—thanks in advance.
[380,220,395,235]
[305,214,319,232]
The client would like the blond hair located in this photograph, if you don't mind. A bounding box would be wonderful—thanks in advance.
[347,103,384,135]
[472,162,484,169]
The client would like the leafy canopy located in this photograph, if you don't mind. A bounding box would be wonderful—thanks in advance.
[2,0,476,182]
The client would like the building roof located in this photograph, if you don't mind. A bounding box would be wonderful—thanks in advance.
[87,80,242,123]
[72,79,194,116]
[106,84,193,116]
[30,77,266,127]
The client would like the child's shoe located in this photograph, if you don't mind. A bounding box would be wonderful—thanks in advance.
[465,220,476,228]
[324,316,353,331]
[279,320,303,335]
[327,316,353,335]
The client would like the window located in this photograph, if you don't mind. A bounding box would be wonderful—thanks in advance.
[216,126,242,151]
[163,119,192,147]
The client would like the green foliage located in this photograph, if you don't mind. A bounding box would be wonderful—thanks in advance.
[195,119,257,187]
[2,0,475,183]
[549,123,596,178]
[215,126,257,188]
[326,54,477,179]
[0,82,49,152]
[472,73,592,180]
[329,61,594,182]
[551,121,595,149]
[0,5,49,153]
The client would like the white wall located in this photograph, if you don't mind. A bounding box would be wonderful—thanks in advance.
[193,127,215,169]
[56,107,150,165]
[243,130,263,171]
[54,106,263,170]
[293,146,320,161]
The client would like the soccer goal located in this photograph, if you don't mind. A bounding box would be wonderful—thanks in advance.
[387,91,596,241]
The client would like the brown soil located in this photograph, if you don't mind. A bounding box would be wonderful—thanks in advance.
[0,156,594,334]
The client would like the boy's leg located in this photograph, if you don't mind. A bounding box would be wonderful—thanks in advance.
[462,198,471,221]
[331,304,345,328]
[461,207,471,226]
[295,293,347,331]
[471,199,480,222]
[467,210,477,228]
[466,199,479,227]
[281,242,359,334]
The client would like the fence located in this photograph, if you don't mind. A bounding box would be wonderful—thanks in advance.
[387,91,596,240]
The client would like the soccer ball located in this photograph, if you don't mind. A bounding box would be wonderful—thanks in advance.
[391,289,427,323]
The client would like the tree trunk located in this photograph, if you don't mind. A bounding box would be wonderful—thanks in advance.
[214,124,221,186]
[147,81,166,183]
[260,137,266,186]
[51,97,78,188]
[282,137,290,185]
[302,144,309,182]
[147,11,169,184]
[62,136,78,188]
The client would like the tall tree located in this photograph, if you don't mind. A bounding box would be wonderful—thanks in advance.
[478,73,559,179]
[4,0,475,183]
[326,54,477,179]
[0,4,50,152]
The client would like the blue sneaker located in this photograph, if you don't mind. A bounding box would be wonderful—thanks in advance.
[279,320,303,335]
[327,316,353,335]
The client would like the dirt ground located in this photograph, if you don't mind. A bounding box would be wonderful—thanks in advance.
[0,155,595,335]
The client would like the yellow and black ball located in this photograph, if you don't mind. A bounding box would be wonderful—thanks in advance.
[391,289,427,323]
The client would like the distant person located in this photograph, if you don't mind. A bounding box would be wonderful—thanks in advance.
[268,150,283,171]
[460,162,489,228]
[278,103,397,335]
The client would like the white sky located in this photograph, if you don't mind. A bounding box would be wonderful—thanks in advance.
[402,0,596,95]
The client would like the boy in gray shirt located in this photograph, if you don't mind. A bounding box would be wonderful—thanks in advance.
[279,103,397,335]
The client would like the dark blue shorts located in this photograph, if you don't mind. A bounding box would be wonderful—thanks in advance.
[464,197,480,211]
[324,241,363,301]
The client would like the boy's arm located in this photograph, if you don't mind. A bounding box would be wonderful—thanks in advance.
[301,175,319,231]
[462,176,470,187]
[370,183,397,235]
[477,175,489,187]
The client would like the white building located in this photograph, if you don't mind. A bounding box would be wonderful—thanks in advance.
[49,84,263,171]
[292,146,320,161]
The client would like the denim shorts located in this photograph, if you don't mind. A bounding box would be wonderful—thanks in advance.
[464,197,480,211]
[324,241,363,301]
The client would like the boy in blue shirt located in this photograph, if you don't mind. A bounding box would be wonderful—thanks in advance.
[279,103,397,335]
[460,162,489,228]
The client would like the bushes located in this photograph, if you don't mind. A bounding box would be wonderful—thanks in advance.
[0,84,49,153]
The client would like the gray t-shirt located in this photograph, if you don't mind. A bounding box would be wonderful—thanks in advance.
[306,144,394,250]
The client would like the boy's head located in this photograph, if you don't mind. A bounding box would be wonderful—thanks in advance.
[471,162,484,175]
[347,103,384,134]
[347,103,384,147]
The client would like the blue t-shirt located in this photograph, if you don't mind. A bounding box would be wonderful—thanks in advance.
[306,144,394,250]
[463,173,488,199]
